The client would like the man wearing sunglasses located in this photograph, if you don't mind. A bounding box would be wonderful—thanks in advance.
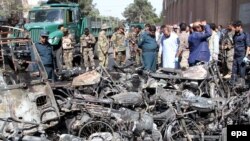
[188,21,212,66]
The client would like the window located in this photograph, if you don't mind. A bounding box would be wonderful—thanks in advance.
[66,10,73,23]
[29,9,63,23]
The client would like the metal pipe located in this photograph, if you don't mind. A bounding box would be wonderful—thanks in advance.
[21,135,49,141]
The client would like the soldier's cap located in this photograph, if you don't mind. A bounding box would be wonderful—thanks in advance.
[119,25,125,30]
[135,25,142,30]
[40,30,49,37]
[101,23,109,30]
[233,20,242,27]
[84,28,89,32]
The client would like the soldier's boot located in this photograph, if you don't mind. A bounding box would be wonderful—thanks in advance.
[229,74,237,86]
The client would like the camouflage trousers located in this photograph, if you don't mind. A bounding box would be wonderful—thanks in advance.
[115,51,126,65]
[130,47,141,66]
[63,49,73,69]
[226,49,234,74]
[98,51,108,67]
[180,50,190,69]
[136,51,141,66]
[83,47,95,68]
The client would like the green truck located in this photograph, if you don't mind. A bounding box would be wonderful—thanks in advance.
[24,1,113,48]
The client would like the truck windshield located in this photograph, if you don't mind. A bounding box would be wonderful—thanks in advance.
[29,9,63,23]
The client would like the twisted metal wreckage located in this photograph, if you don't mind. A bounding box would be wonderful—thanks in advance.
[0,27,250,141]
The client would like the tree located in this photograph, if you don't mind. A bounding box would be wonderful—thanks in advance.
[0,0,29,26]
[0,0,24,17]
[78,0,99,17]
[122,0,160,24]
[48,0,99,17]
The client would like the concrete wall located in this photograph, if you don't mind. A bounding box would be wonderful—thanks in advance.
[162,0,250,31]
[235,0,250,31]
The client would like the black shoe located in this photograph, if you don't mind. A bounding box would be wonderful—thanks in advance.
[228,80,235,86]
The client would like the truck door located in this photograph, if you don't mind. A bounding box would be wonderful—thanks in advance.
[66,9,79,43]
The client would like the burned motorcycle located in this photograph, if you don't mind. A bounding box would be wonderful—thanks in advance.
[0,37,60,140]
[148,62,230,98]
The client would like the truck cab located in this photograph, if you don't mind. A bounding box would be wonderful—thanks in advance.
[24,2,114,66]
[24,2,81,45]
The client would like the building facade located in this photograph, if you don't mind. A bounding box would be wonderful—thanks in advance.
[162,0,250,31]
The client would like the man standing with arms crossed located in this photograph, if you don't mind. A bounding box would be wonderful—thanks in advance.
[80,28,96,71]
[62,28,74,70]
[98,24,109,68]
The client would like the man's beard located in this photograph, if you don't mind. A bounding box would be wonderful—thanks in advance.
[150,34,155,38]
[164,34,170,38]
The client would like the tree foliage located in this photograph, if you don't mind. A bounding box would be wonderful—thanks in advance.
[48,0,99,17]
[122,0,160,24]
[0,0,24,17]
[78,0,99,17]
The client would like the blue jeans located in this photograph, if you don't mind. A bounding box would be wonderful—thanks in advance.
[45,66,54,81]
[232,57,246,80]
[142,51,157,72]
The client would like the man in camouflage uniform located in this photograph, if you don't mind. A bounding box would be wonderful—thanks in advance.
[98,24,109,67]
[62,28,73,70]
[221,23,235,79]
[111,26,126,66]
[126,27,137,62]
[127,25,142,66]
[176,23,190,69]
[80,28,96,71]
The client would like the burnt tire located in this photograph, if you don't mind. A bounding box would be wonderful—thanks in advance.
[78,120,114,139]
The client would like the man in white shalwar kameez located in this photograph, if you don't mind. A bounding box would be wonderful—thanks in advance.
[161,26,180,69]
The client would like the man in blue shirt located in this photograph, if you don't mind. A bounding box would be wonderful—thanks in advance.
[35,31,54,80]
[138,25,158,72]
[188,21,212,66]
[231,21,250,86]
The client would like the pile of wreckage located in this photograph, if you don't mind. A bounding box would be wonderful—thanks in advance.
[0,35,250,141]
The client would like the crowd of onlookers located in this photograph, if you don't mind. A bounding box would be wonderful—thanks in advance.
[40,20,249,86]
[112,20,249,86]
[3,16,249,86]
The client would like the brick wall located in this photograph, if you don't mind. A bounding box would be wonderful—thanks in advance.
[162,0,250,31]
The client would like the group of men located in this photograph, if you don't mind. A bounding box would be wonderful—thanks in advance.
[35,20,250,86]
[139,20,250,86]
[97,23,144,68]
[34,25,97,80]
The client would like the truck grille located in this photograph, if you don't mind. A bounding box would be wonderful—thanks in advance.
[30,28,43,43]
